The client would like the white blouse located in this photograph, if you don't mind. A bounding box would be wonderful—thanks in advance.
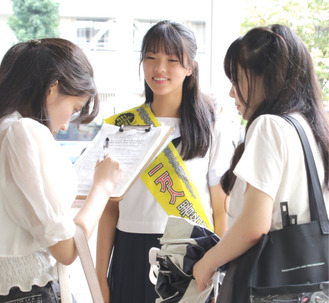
[0,112,76,294]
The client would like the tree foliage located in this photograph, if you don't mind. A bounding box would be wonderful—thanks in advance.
[241,0,329,105]
[8,0,60,42]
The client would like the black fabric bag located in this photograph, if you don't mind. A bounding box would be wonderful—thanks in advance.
[217,115,329,303]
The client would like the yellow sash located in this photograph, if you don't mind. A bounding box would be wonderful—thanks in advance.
[104,104,213,230]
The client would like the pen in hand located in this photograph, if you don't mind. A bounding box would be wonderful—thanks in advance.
[103,137,110,160]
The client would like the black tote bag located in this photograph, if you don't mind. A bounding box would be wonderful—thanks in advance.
[217,116,329,303]
[250,222,328,296]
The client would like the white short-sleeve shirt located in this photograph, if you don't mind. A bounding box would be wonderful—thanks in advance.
[229,113,329,230]
[117,114,235,234]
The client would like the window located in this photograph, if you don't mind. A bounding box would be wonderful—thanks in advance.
[76,18,116,51]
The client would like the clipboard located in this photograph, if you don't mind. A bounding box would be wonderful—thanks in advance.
[74,123,174,201]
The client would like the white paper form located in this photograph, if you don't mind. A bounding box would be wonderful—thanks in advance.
[74,123,173,199]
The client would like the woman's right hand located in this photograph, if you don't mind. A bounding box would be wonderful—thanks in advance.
[93,155,122,196]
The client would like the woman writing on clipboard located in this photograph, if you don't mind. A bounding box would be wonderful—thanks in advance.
[0,38,121,302]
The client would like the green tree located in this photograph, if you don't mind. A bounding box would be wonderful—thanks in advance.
[241,0,329,106]
[8,0,60,42]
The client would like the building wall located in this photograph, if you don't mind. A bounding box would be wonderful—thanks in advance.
[0,0,242,120]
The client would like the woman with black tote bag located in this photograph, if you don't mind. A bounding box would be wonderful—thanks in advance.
[193,24,329,302]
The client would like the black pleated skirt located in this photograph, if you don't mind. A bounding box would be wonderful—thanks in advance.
[108,229,162,303]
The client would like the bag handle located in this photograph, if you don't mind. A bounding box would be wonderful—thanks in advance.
[74,225,105,302]
[282,115,329,234]
[58,224,105,303]
[57,262,72,303]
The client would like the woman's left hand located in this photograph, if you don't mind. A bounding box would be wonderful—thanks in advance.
[193,257,216,292]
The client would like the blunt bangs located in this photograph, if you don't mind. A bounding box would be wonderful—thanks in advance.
[140,24,186,66]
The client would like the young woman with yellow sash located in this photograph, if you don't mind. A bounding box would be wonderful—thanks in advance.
[96,20,235,303]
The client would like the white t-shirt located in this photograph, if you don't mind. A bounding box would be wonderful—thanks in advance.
[0,112,76,294]
[117,114,235,234]
[229,113,329,230]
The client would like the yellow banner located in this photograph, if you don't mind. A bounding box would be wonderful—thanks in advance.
[105,104,213,230]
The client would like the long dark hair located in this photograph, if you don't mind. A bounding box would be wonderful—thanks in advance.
[0,38,99,129]
[140,20,215,160]
[221,24,329,193]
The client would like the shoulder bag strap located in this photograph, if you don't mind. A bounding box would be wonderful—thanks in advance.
[283,115,329,234]
[58,224,105,303]
[74,224,105,303]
